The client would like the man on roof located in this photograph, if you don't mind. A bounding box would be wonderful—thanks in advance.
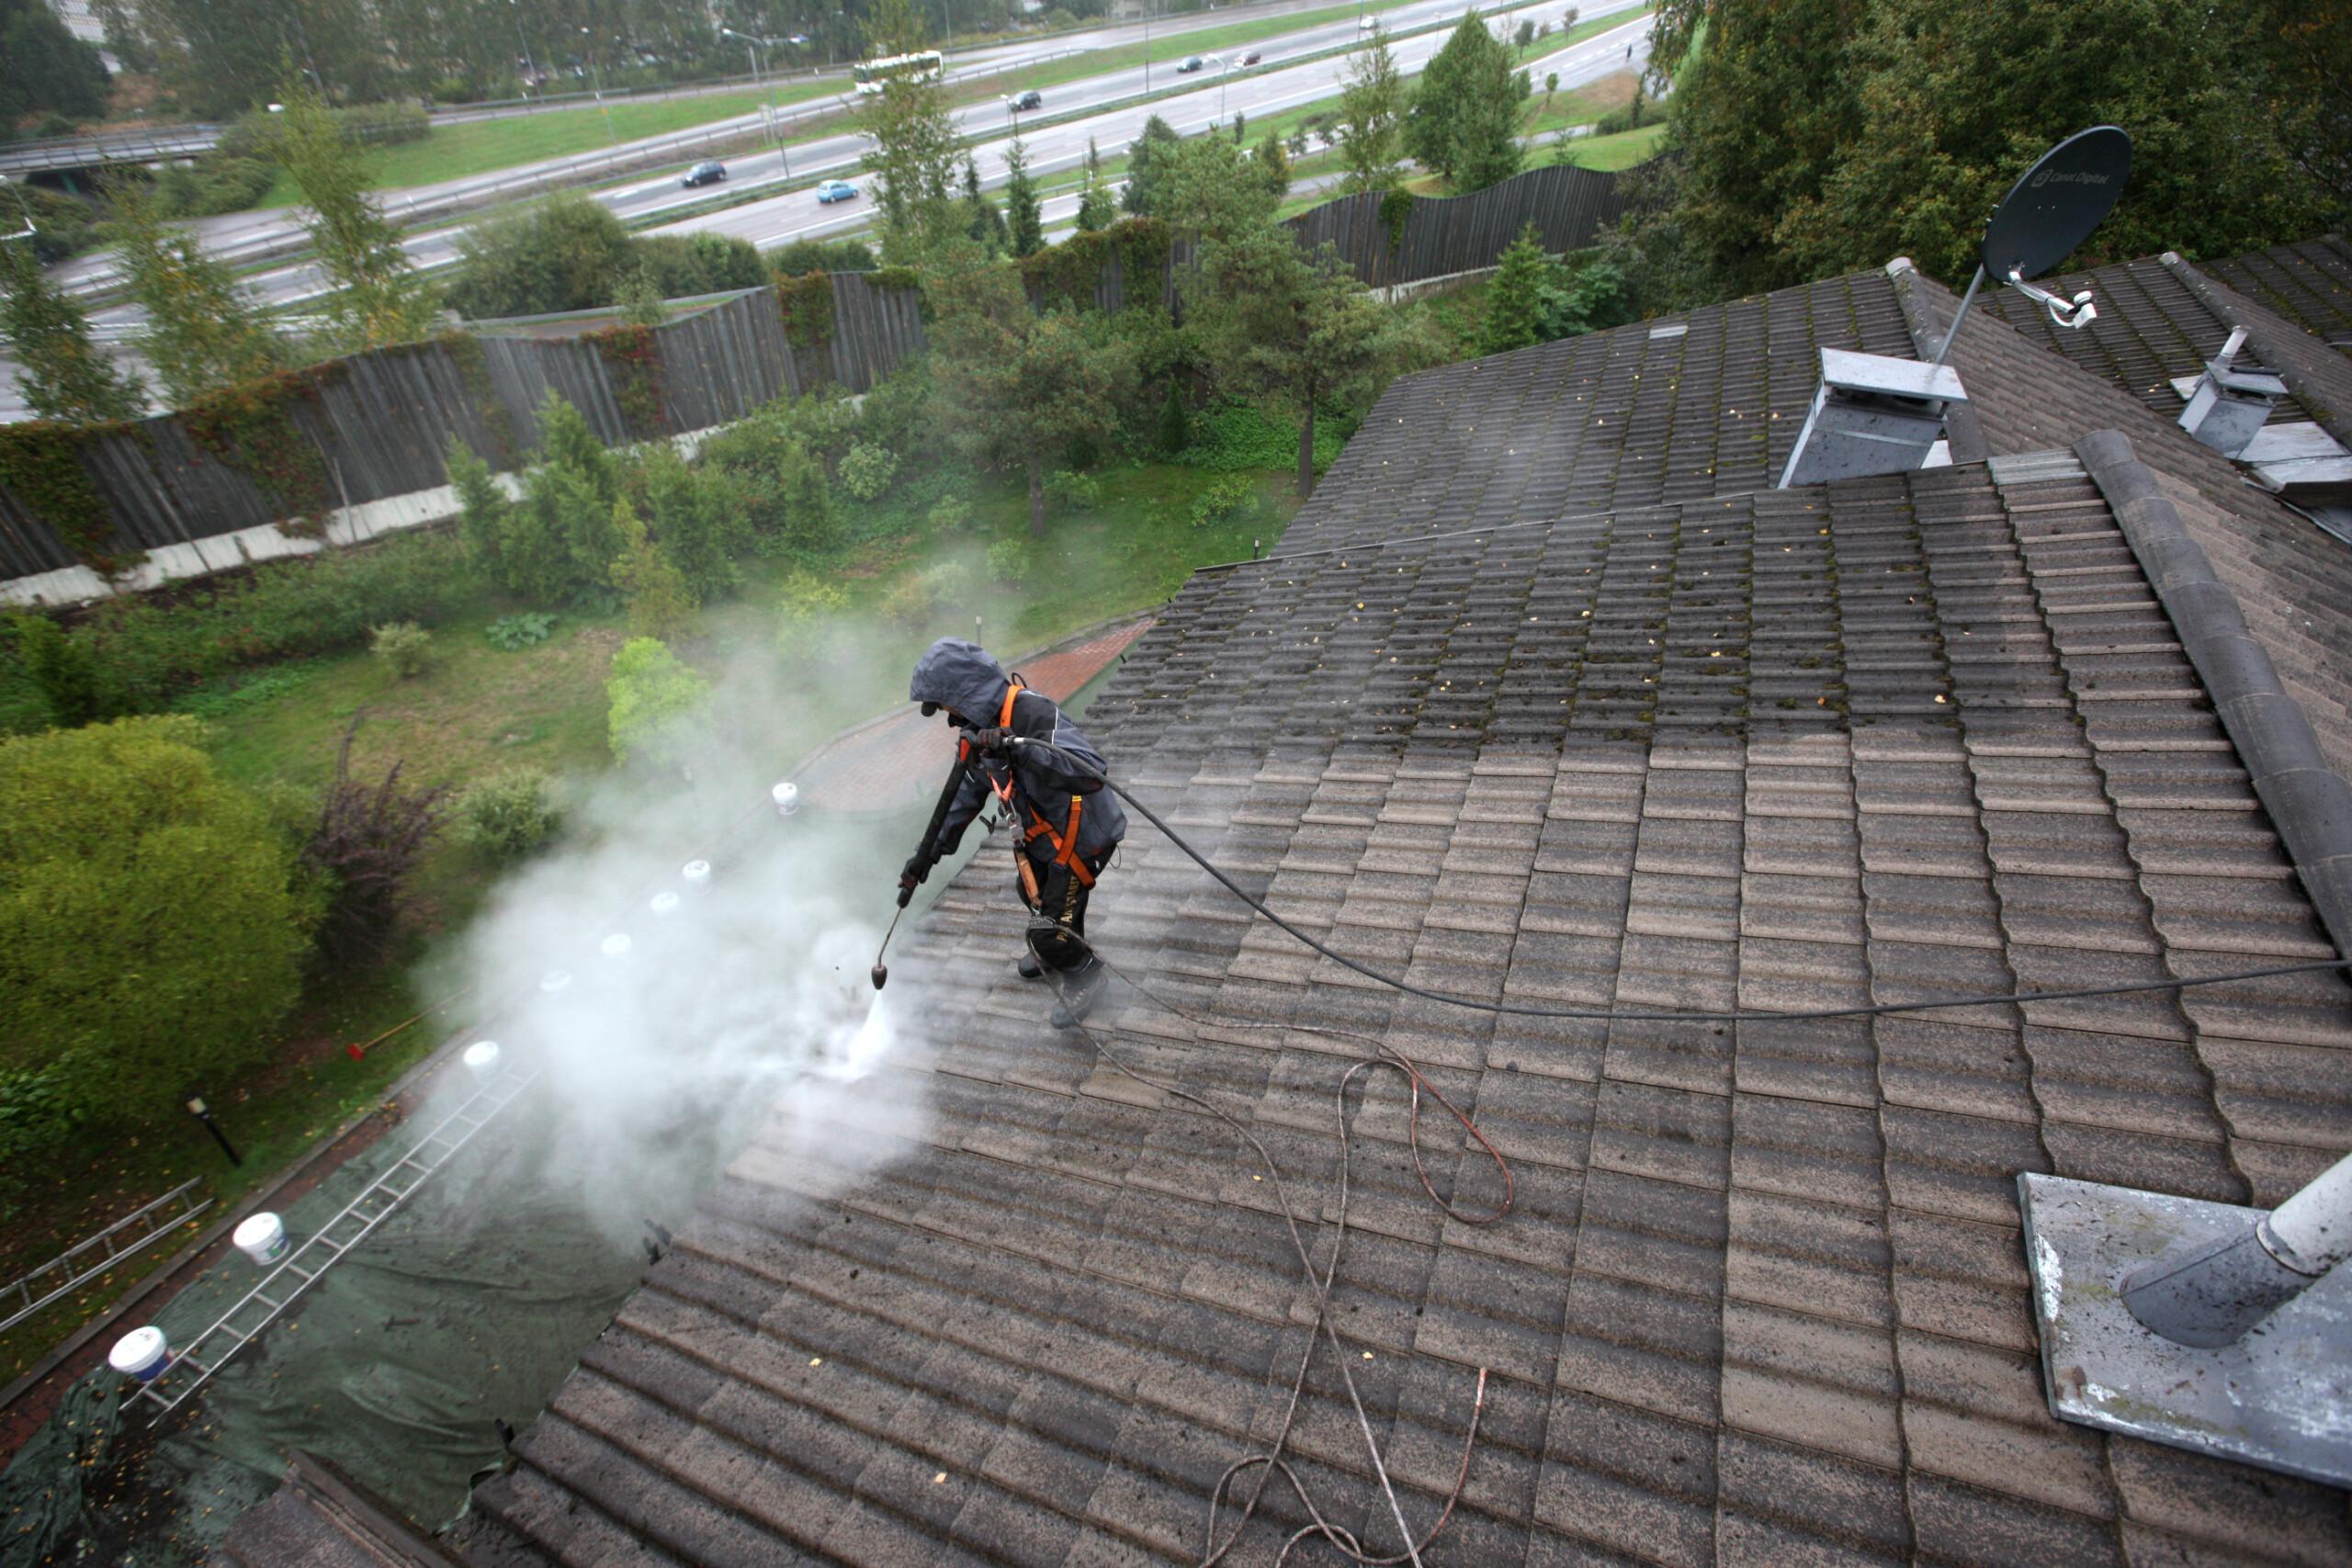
[899,637,1126,1029]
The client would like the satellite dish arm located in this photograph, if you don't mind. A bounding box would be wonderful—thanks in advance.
[2005,267,2098,330]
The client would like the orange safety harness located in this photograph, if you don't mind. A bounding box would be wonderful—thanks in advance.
[967,677,1097,895]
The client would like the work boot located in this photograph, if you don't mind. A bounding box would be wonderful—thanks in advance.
[1048,961,1107,1031]
[1016,951,1045,980]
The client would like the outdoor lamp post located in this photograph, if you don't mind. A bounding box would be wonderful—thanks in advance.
[187,1098,243,1168]
[508,0,537,98]
[582,28,616,144]
[1212,55,1229,124]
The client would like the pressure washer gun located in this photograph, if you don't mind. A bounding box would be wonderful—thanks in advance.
[874,750,981,990]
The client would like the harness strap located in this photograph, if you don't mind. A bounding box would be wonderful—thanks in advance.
[1023,793,1096,887]
[984,677,1025,807]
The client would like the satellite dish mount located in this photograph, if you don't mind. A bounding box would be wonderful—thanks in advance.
[1933,126,2132,367]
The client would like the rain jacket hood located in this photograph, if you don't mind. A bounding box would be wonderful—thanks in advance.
[909,637,1010,723]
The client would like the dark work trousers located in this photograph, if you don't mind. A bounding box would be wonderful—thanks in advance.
[1019,852,1108,973]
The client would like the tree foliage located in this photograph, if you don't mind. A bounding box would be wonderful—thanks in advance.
[0,716,311,1160]
[1004,137,1046,258]
[301,720,447,966]
[925,261,1136,536]
[609,499,700,639]
[0,0,110,125]
[1476,224,1633,356]
[606,636,710,768]
[1337,26,1409,195]
[273,86,440,351]
[0,239,145,425]
[1122,117,1183,218]
[1404,12,1527,192]
[1637,0,2348,307]
[107,183,283,407]
[856,0,962,265]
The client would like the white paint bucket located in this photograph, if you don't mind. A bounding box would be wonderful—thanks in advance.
[108,1326,170,1382]
[772,781,799,818]
[463,1041,502,1077]
[650,891,682,919]
[600,933,633,961]
[682,859,712,888]
[539,969,573,995]
[232,1212,288,1267]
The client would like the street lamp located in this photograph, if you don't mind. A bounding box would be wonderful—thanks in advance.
[508,0,537,100]
[1001,93,1021,132]
[582,28,617,144]
[1211,54,1230,125]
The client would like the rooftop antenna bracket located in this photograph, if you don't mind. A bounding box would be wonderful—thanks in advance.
[2006,268,2098,330]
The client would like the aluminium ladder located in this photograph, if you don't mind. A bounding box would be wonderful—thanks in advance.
[1,1179,214,1335]
[128,1066,538,1425]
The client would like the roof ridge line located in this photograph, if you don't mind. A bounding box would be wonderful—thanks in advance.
[2075,429,2352,961]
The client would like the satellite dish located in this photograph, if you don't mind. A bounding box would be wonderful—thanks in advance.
[1981,125,2132,281]
[1932,126,2132,366]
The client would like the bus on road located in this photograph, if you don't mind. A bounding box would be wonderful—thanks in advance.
[853,51,944,93]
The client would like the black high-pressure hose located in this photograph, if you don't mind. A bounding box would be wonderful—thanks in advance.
[1002,737,2352,1023]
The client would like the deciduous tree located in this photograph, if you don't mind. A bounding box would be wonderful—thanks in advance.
[0,238,145,424]
[0,716,311,1158]
[108,183,282,406]
[856,0,961,264]
[610,499,700,639]
[606,636,711,769]
[274,85,440,350]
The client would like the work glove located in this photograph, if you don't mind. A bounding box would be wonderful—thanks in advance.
[899,853,929,908]
[967,727,1012,758]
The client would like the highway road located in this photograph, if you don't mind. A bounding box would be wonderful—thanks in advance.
[7,5,1654,420]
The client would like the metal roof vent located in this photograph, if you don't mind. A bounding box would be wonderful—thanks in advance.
[1777,348,1967,488]
[2177,326,2287,458]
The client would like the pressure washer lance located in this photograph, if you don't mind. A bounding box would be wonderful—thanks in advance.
[876,745,986,989]
[871,901,906,990]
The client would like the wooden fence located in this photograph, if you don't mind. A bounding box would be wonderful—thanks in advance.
[1286,163,1628,289]
[1,164,1624,583]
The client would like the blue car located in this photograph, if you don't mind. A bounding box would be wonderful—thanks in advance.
[816,179,859,204]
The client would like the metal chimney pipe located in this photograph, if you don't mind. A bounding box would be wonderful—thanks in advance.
[2121,1150,2352,1347]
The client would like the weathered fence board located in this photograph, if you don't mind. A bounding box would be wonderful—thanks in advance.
[4,164,1627,583]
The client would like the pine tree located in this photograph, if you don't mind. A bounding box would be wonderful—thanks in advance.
[107,180,281,404]
[1405,13,1528,191]
[1337,25,1408,195]
[1122,116,1182,216]
[1004,136,1045,258]
[1476,222,1555,355]
[0,237,144,423]
[1074,138,1116,231]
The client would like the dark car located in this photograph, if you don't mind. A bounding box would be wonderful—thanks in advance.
[1178,56,1204,73]
[1238,50,1261,65]
[1011,89,1043,110]
[681,160,727,188]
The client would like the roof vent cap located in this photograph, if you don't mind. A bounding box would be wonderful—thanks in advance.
[1777,349,1967,488]
[2178,327,2287,458]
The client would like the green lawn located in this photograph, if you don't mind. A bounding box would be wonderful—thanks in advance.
[1555,118,1669,169]
[0,453,1295,1379]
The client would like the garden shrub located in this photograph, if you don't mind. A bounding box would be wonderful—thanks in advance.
[1192,472,1265,528]
[446,194,635,320]
[456,766,560,863]
[1044,468,1102,513]
[774,570,849,660]
[9,611,104,728]
[609,500,700,639]
[1156,383,1191,456]
[300,725,448,966]
[880,561,977,628]
[371,621,432,677]
[606,637,709,768]
[1181,400,1348,474]
[767,237,877,277]
[840,442,899,502]
[986,537,1032,584]
[634,231,767,297]
[486,612,557,650]
[0,716,311,1171]
[507,394,624,604]
[637,443,746,599]
[927,496,975,534]
[447,436,509,576]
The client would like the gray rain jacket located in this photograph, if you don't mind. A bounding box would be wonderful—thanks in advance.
[908,637,1127,866]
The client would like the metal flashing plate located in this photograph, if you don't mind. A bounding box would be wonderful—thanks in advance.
[1818,347,1966,404]
[2018,1172,2352,1486]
